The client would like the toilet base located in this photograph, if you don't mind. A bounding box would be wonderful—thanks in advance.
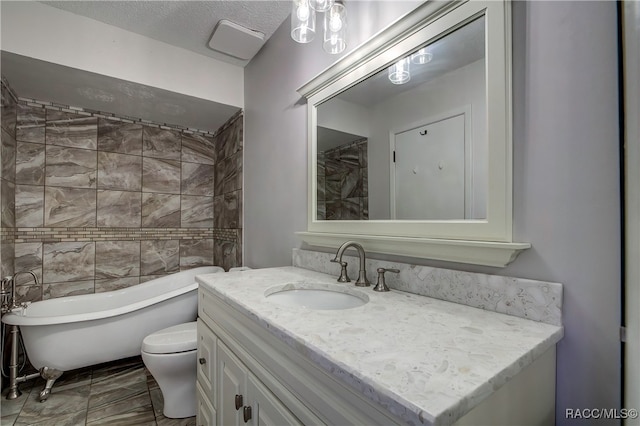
[142,350,197,419]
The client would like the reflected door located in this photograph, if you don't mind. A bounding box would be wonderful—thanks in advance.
[393,113,465,220]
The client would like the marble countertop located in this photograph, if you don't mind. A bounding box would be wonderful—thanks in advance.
[196,266,563,425]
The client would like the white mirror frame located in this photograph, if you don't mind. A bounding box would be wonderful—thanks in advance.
[297,0,530,267]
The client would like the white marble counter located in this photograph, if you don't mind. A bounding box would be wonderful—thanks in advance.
[197,266,563,425]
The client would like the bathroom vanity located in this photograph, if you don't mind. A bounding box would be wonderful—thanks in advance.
[195,267,562,426]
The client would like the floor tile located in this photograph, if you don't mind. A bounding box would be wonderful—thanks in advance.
[86,391,155,425]
[14,408,87,426]
[1,381,34,418]
[2,356,197,426]
[18,379,90,419]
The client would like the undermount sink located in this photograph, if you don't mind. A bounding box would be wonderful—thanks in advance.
[264,283,369,310]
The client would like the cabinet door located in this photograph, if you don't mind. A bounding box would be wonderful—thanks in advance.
[247,374,303,426]
[218,342,247,426]
[197,319,217,407]
[197,381,217,426]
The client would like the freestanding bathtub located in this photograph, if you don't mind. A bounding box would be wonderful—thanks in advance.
[1,266,224,400]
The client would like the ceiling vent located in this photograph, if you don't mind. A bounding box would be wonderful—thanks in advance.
[208,20,266,61]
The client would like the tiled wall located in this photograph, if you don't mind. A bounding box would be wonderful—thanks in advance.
[0,78,243,302]
[317,139,368,220]
[1,80,17,280]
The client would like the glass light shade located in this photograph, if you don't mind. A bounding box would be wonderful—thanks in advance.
[323,3,347,54]
[411,48,433,65]
[309,0,334,12]
[291,0,316,43]
[388,58,411,84]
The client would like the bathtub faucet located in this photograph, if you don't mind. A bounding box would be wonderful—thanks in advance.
[1,277,12,313]
[3,271,38,312]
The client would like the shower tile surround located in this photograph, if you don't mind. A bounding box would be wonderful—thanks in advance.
[0,77,243,302]
[1,79,18,280]
[293,248,562,326]
[317,138,369,220]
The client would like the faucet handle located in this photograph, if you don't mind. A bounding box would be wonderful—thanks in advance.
[373,268,399,292]
[330,259,351,283]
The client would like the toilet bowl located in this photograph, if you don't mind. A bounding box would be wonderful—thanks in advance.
[141,321,198,419]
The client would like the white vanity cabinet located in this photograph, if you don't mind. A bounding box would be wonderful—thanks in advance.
[196,381,216,426]
[196,318,217,426]
[197,286,403,426]
[198,316,302,426]
[197,269,561,426]
[218,340,303,426]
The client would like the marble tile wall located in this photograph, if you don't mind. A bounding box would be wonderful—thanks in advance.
[317,139,368,220]
[2,78,243,302]
[1,79,17,279]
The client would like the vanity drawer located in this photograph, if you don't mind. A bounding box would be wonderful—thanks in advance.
[197,318,217,408]
[196,380,217,426]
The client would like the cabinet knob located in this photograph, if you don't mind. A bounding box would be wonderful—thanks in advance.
[198,358,206,365]
[243,406,252,423]
[235,394,243,410]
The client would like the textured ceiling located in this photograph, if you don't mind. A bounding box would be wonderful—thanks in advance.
[2,51,242,134]
[3,1,292,132]
[41,0,292,66]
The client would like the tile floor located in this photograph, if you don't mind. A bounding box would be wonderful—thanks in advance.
[0,356,195,426]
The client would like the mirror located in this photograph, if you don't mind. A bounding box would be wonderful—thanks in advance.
[298,0,530,266]
[316,15,486,221]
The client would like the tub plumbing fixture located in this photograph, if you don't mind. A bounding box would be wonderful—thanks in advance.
[332,241,370,287]
[1,271,38,313]
[1,277,12,313]
[3,271,42,401]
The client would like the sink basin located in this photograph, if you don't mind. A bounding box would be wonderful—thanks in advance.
[264,283,368,310]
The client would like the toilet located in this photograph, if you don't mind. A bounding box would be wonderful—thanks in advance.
[141,321,198,419]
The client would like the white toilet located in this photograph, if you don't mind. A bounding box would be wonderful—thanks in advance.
[141,321,198,419]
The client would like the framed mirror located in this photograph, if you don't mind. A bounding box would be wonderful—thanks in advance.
[297,0,530,266]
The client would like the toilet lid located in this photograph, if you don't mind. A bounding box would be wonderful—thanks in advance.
[142,321,197,354]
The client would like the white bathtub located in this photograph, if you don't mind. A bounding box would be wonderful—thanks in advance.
[2,266,224,372]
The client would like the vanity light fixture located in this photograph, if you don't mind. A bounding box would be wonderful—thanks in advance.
[291,0,316,43]
[388,57,411,84]
[323,3,347,54]
[291,0,347,54]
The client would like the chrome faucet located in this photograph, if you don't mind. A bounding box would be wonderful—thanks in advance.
[373,267,399,292]
[1,271,38,312]
[332,241,370,287]
[1,277,12,313]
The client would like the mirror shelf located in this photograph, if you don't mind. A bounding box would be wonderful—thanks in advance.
[297,232,530,268]
[297,0,530,267]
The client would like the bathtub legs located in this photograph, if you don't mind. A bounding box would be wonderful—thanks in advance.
[3,325,62,402]
[5,325,40,400]
[38,367,63,402]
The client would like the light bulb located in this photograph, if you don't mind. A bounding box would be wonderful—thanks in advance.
[297,4,310,21]
[291,0,315,43]
[329,14,342,32]
[310,0,334,12]
[322,2,346,54]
